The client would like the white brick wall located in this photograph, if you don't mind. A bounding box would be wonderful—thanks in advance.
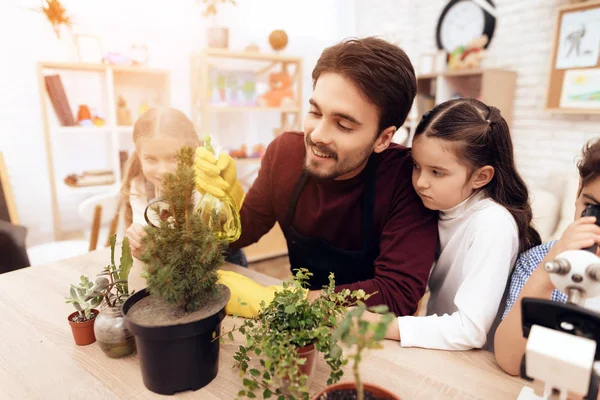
[356,0,600,188]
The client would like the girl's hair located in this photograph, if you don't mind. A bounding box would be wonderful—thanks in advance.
[120,107,200,228]
[414,98,541,253]
[577,139,600,190]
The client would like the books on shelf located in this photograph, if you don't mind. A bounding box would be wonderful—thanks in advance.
[44,74,76,127]
[64,170,115,188]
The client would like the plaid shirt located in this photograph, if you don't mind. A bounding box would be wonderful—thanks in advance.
[502,240,567,319]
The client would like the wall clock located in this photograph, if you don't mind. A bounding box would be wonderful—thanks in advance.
[436,0,497,53]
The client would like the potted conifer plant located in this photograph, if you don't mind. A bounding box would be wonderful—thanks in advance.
[122,146,231,395]
[313,303,399,400]
[225,269,373,400]
[66,275,102,345]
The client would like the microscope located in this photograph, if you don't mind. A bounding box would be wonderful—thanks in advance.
[518,204,600,400]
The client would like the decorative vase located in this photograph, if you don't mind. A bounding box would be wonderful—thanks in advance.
[206,27,229,49]
[94,305,136,358]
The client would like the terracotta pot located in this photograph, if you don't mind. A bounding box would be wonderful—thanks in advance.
[297,343,318,377]
[312,381,400,400]
[68,309,99,346]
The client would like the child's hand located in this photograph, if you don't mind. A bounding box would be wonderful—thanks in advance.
[552,216,600,256]
[533,217,600,291]
[126,223,146,259]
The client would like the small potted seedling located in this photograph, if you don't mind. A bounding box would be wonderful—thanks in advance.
[313,303,398,400]
[91,234,136,358]
[122,146,230,395]
[65,275,102,346]
[225,269,372,400]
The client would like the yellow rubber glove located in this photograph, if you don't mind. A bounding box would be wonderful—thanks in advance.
[217,270,308,318]
[195,147,245,210]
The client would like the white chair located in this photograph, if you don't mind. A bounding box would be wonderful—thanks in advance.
[26,189,121,266]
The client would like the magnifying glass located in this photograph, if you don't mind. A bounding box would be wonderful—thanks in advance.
[144,197,172,228]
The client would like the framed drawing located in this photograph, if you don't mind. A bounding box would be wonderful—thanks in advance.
[545,1,600,114]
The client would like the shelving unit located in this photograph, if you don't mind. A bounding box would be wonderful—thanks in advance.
[190,49,303,262]
[409,68,517,145]
[37,62,170,240]
[190,48,303,141]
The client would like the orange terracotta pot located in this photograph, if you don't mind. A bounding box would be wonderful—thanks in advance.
[68,309,99,346]
[297,343,318,377]
[312,381,400,400]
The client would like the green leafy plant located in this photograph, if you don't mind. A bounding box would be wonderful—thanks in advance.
[332,303,395,400]
[93,234,135,308]
[140,146,225,313]
[66,275,102,322]
[225,269,373,400]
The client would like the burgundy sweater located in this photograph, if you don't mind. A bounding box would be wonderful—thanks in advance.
[232,132,438,316]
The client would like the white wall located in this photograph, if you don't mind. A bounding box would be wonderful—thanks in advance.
[356,0,599,189]
[1,0,355,244]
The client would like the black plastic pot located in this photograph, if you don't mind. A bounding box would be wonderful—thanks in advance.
[122,288,229,395]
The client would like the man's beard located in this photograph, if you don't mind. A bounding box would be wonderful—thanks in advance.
[303,132,373,180]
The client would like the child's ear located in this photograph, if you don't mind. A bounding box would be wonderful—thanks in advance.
[471,166,495,189]
[373,126,397,153]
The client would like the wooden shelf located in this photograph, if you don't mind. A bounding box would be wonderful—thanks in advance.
[117,126,135,133]
[412,68,517,143]
[545,107,600,115]
[206,105,300,113]
[61,182,118,194]
[417,68,510,80]
[39,62,169,75]
[234,158,262,165]
[38,61,171,240]
[53,126,111,134]
[203,49,302,63]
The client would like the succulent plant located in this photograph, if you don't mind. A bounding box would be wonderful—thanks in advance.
[65,275,103,321]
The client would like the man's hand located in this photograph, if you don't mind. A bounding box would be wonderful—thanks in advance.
[126,223,146,259]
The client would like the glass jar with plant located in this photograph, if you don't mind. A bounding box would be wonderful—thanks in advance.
[313,303,398,400]
[223,269,374,400]
[91,234,136,358]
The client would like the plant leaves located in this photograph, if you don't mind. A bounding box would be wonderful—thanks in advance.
[284,304,296,314]
[109,234,116,270]
[263,389,272,398]
[368,305,389,314]
[249,368,260,377]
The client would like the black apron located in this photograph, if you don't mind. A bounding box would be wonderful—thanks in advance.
[281,156,379,290]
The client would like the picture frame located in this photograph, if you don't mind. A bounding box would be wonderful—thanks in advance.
[74,34,103,64]
[544,0,600,114]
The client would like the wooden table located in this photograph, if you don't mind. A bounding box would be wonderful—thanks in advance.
[0,248,533,399]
